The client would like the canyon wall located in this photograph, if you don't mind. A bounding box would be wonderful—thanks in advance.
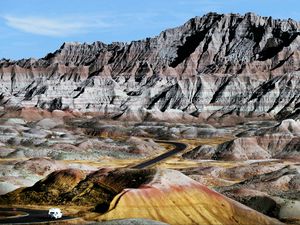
[1,12,299,121]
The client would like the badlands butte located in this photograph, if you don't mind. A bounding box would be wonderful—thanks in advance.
[0,12,300,225]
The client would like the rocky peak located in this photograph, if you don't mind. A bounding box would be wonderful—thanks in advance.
[0,12,300,120]
[3,12,300,76]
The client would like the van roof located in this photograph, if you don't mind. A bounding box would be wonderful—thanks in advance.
[49,208,61,212]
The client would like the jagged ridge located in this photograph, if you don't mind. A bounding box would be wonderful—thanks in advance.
[0,12,300,121]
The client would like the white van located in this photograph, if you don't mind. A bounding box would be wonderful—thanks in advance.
[48,208,63,219]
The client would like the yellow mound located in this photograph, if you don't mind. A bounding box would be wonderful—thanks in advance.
[99,170,282,225]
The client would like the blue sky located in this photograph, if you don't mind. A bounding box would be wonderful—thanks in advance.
[1,0,300,60]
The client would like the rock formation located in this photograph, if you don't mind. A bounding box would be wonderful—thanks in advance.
[0,168,283,225]
[217,164,300,221]
[182,145,216,159]
[213,119,300,160]
[0,12,299,121]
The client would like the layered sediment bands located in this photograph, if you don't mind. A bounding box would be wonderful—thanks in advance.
[213,119,300,160]
[0,168,282,225]
[217,164,300,220]
[99,170,281,225]
[0,12,300,120]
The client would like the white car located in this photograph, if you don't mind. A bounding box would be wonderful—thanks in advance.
[48,208,63,219]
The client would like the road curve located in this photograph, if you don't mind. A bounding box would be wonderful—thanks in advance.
[0,208,74,224]
[0,141,187,223]
[131,141,188,169]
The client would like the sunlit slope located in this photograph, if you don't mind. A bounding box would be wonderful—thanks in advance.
[0,168,283,225]
[99,169,282,225]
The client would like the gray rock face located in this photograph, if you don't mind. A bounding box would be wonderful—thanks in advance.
[1,12,300,120]
[182,145,216,160]
[214,119,300,160]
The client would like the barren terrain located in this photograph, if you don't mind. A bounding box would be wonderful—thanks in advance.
[0,12,300,225]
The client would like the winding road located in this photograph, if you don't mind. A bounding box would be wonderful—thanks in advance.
[131,141,188,169]
[0,208,74,224]
[0,140,188,224]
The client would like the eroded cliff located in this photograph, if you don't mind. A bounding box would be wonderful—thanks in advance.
[1,12,299,121]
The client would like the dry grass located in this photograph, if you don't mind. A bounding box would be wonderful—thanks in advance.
[0,158,27,162]
[153,136,234,169]
[157,157,243,169]
[178,136,234,148]
[63,158,141,168]
[43,137,233,170]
